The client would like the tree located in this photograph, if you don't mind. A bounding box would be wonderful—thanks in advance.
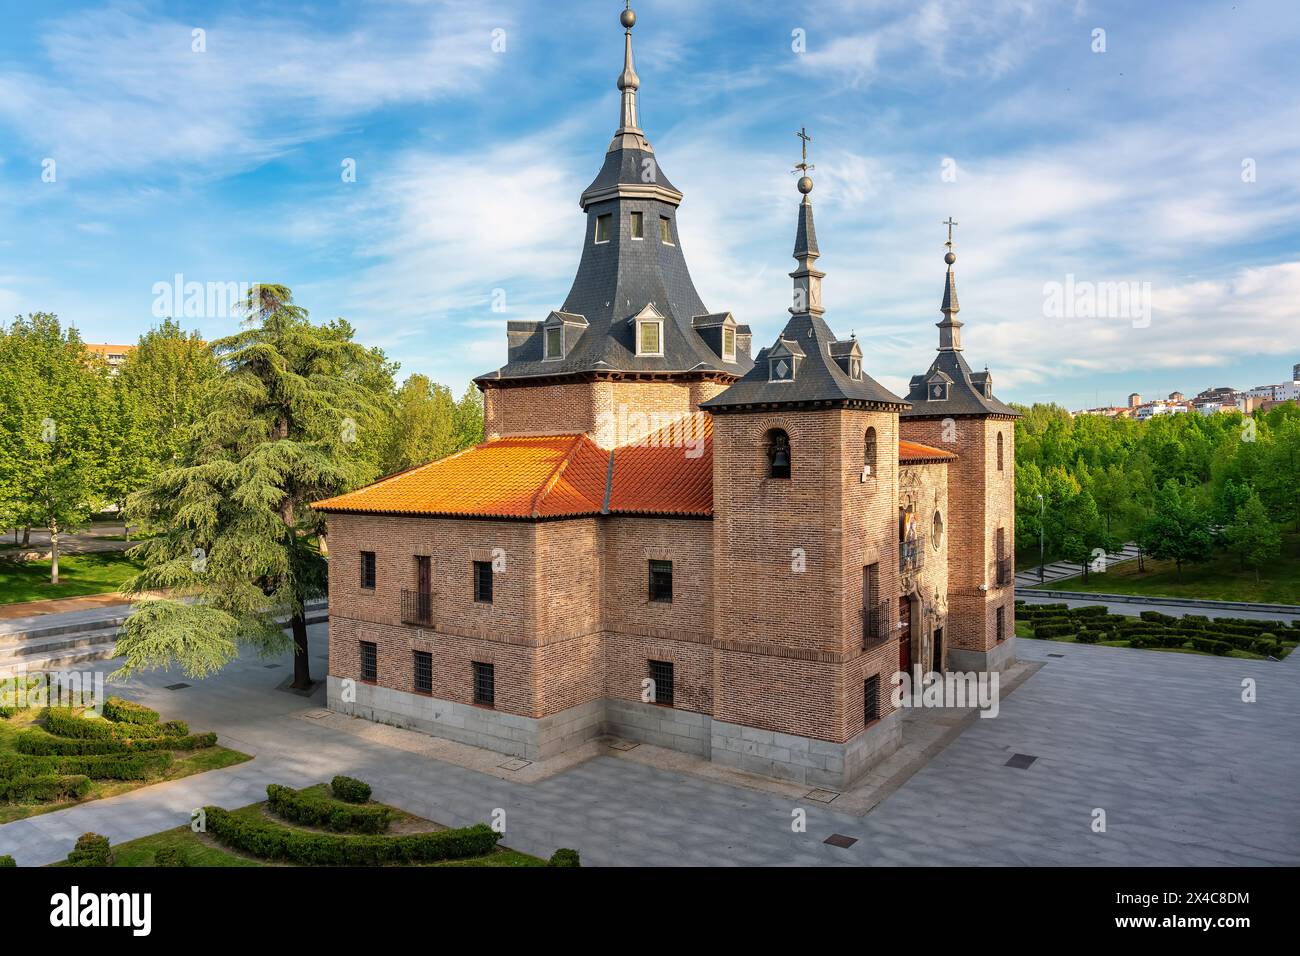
[0,314,109,583]
[1137,481,1213,576]
[116,286,394,689]
[1222,491,1282,583]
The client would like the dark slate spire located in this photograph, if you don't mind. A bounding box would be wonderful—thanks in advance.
[475,5,752,386]
[902,220,1017,419]
[703,134,905,413]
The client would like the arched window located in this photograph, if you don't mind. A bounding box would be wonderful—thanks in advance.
[864,427,877,476]
[765,429,791,479]
[932,511,944,550]
[996,432,1005,472]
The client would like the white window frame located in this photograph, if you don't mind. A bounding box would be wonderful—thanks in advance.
[544,324,563,361]
[637,319,664,357]
[595,214,612,244]
[769,356,796,382]
[630,211,644,240]
[659,215,674,245]
[722,326,736,362]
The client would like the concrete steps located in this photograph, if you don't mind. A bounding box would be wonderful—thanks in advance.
[0,601,329,677]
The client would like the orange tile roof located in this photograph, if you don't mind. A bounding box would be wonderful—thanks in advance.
[899,439,957,463]
[607,416,712,516]
[313,420,714,520]
[313,434,608,519]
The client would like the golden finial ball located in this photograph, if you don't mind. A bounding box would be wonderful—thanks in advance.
[944,251,956,265]
[797,175,814,194]
[621,7,636,28]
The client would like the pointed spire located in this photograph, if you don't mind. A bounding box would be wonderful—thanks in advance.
[616,4,641,134]
[790,127,824,316]
[937,217,963,351]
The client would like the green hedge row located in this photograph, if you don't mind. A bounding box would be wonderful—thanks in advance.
[0,774,91,803]
[101,696,159,726]
[203,806,501,866]
[15,729,217,757]
[266,784,393,834]
[331,775,371,804]
[66,833,112,867]
[44,708,188,742]
[0,751,172,781]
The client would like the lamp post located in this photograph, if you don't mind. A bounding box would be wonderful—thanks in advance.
[1037,493,1046,584]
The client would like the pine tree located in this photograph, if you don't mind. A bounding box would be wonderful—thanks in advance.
[1223,491,1281,583]
[116,286,393,688]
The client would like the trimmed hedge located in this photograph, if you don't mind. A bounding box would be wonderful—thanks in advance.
[203,806,500,865]
[0,751,172,781]
[153,845,189,867]
[331,775,371,804]
[548,848,580,867]
[102,697,159,726]
[0,774,91,803]
[0,855,14,866]
[267,784,392,834]
[66,832,112,867]
[15,729,217,757]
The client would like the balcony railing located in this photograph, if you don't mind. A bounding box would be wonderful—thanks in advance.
[995,557,1012,588]
[900,534,926,573]
[862,601,890,648]
[401,589,434,627]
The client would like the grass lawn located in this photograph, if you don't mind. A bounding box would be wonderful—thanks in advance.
[1028,535,1300,604]
[67,785,547,867]
[0,552,142,605]
[0,708,252,825]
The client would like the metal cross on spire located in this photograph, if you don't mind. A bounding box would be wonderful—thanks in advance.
[942,216,958,249]
[793,127,814,176]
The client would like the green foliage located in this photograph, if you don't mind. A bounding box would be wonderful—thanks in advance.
[1137,482,1213,574]
[0,855,14,866]
[267,783,393,833]
[203,806,501,865]
[66,832,112,867]
[548,848,581,867]
[1222,491,1282,581]
[330,774,371,804]
[116,286,395,683]
[16,729,217,756]
[0,774,92,804]
[101,696,159,726]
[0,751,172,781]
[153,844,189,867]
[383,375,483,473]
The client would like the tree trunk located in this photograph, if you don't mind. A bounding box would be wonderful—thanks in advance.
[21,526,30,547]
[290,611,312,690]
[50,523,60,586]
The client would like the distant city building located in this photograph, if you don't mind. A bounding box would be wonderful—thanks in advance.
[1168,391,1184,402]
[83,343,135,376]
[1127,392,1142,408]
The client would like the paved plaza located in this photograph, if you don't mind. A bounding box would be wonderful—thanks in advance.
[1,623,1296,866]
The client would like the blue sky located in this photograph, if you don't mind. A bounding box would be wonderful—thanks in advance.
[1,0,1297,409]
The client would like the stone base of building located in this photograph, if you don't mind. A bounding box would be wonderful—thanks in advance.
[328,675,900,788]
[947,636,1018,673]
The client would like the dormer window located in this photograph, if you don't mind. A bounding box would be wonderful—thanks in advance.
[630,304,665,357]
[659,216,673,244]
[630,211,644,239]
[850,358,861,379]
[545,325,562,360]
[929,382,948,401]
[771,357,794,381]
[595,214,612,243]
[723,327,736,362]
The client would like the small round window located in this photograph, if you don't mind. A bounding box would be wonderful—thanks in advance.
[932,511,944,550]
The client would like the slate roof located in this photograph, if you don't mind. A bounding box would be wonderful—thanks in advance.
[314,419,714,520]
[902,341,1018,418]
[701,311,906,412]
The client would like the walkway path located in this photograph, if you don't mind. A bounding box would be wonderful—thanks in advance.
[1018,591,1299,624]
[1,622,1296,866]
[1016,542,1140,588]
[0,524,137,562]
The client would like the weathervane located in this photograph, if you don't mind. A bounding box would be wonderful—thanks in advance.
[794,127,814,196]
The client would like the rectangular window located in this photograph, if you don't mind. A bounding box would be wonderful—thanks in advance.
[864,674,880,725]
[359,641,377,683]
[863,563,880,646]
[413,650,432,694]
[473,561,494,604]
[545,325,562,358]
[648,660,674,707]
[648,559,673,602]
[630,211,643,239]
[595,214,611,243]
[996,605,1006,642]
[639,321,661,355]
[360,551,376,590]
[722,326,736,360]
[472,662,495,707]
[659,215,673,243]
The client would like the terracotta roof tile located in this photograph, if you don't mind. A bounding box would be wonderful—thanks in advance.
[607,416,712,516]
[899,439,957,463]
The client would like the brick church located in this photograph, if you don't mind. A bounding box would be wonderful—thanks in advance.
[314,6,1017,789]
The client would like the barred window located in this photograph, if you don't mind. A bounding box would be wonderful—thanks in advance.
[864,674,880,725]
[473,561,493,603]
[648,560,673,602]
[472,662,495,707]
[648,660,674,707]
[359,641,377,683]
[996,605,1006,642]
[360,551,376,590]
[413,650,432,694]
